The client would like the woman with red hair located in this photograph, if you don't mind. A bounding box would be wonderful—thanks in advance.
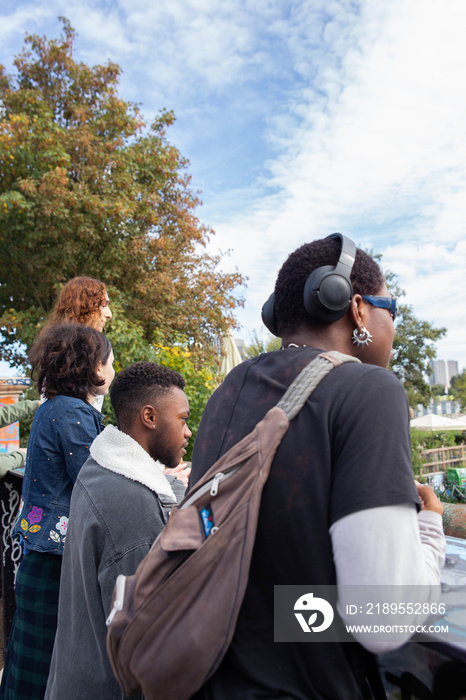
[44,277,112,333]
[42,277,112,412]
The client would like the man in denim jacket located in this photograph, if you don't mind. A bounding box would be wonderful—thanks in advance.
[45,362,191,700]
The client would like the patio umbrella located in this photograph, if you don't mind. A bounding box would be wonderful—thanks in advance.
[220,329,243,377]
[410,414,461,430]
[450,416,466,430]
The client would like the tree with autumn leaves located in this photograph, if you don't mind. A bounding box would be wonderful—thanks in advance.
[0,19,244,374]
[0,20,246,457]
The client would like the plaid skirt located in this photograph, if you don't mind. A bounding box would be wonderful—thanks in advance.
[0,550,62,700]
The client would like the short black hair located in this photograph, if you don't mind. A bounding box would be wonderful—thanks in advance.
[274,236,385,334]
[29,324,112,401]
[110,362,186,431]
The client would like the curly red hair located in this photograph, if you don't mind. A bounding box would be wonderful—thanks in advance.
[45,277,107,330]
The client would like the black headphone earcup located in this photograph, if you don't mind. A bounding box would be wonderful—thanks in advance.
[261,293,279,336]
[304,265,353,323]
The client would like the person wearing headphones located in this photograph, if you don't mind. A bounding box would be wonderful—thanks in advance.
[189,234,445,700]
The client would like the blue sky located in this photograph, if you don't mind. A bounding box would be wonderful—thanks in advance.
[1,0,466,372]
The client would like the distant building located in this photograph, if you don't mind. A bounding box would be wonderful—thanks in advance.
[429,359,459,389]
[414,398,462,419]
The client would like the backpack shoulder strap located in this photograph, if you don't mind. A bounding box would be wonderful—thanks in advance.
[276,350,360,421]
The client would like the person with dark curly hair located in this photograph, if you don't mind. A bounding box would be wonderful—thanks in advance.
[0,324,115,700]
[45,362,190,700]
[189,234,446,700]
[43,276,112,333]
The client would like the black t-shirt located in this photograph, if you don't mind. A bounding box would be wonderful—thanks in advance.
[190,347,420,700]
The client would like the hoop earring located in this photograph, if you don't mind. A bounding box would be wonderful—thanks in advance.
[352,326,373,348]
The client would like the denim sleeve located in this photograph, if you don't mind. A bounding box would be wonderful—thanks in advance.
[59,406,100,483]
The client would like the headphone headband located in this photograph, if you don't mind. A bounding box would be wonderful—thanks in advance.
[261,233,356,336]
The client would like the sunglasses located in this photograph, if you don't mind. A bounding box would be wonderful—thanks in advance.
[362,295,398,321]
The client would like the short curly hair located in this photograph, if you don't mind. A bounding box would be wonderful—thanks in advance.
[274,236,385,334]
[110,362,186,431]
[44,277,108,330]
[29,324,113,401]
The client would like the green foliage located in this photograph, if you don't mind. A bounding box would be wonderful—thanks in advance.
[390,303,446,408]
[104,290,157,371]
[450,371,466,412]
[431,384,447,398]
[432,431,457,448]
[410,430,427,476]
[0,19,245,369]
[150,341,219,461]
[439,493,466,504]
[243,330,281,359]
[411,428,459,450]
[376,265,446,409]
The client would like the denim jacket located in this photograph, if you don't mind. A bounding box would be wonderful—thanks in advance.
[13,395,104,554]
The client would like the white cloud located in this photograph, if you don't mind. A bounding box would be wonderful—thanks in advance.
[206,0,466,370]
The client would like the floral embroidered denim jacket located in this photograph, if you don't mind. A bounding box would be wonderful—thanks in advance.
[13,395,104,555]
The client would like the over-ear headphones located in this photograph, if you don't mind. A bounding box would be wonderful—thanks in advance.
[261,233,356,337]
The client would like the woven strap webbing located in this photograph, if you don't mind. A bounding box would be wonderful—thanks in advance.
[276,350,360,421]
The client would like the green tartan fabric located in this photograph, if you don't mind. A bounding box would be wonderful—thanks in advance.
[0,550,62,700]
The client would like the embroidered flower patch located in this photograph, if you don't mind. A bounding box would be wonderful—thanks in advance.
[28,506,43,524]
[20,505,43,533]
[56,516,68,535]
[49,516,69,548]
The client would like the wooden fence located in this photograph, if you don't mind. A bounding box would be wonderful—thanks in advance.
[418,444,466,476]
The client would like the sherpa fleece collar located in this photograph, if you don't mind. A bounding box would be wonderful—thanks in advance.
[90,424,176,501]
